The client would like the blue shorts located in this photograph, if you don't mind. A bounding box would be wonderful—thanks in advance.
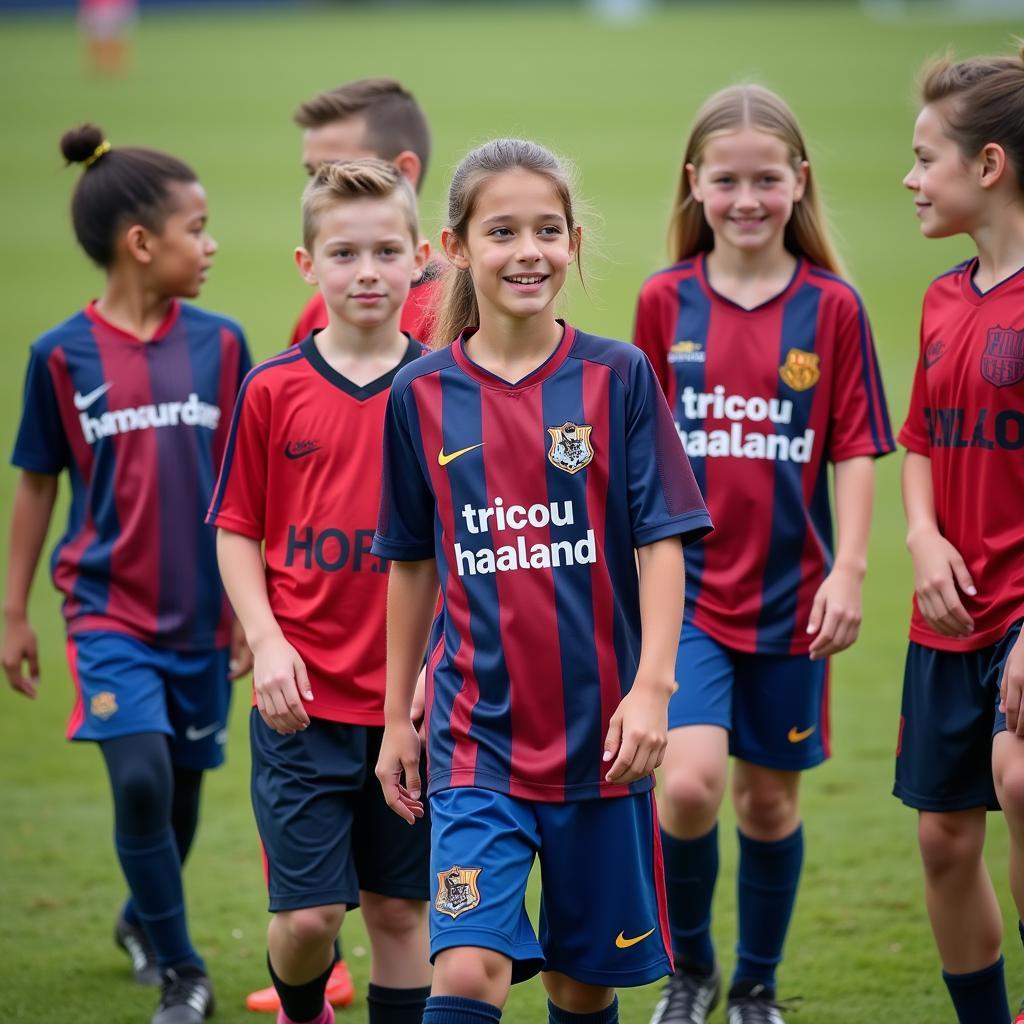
[669,622,829,771]
[893,620,1023,812]
[429,787,672,988]
[66,631,231,771]
[250,712,431,912]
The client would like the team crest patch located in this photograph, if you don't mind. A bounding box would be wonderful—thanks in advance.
[435,865,482,919]
[981,327,1024,387]
[779,348,820,392]
[547,421,594,474]
[90,691,118,720]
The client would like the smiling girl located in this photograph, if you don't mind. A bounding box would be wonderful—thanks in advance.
[633,86,894,1024]
[372,138,712,1024]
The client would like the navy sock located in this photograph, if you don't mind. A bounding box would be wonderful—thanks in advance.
[548,996,618,1024]
[422,995,502,1023]
[269,954,333,1023]
[1019,920,1024,952]
[733,825,803,991]
[943,957,1010,1024]
[367,983,431,1024]
[661,824,718,975]
[335,937,343,962]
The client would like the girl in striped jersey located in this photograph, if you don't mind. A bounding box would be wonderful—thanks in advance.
[634,86,893,1024]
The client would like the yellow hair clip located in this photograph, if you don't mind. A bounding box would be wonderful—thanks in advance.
[83,140,112,169]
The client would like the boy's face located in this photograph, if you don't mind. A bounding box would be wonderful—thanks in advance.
[302,116,377,176]
[296,197,427,330]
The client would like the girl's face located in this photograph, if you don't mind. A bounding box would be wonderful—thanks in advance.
[145,181,217,298]
[903,102,984,239]
[688,128,807,256]
[296,197,427,329]
[444,169,580,325]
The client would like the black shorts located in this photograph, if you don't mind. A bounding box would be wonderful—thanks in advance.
[893,619,1023,813]
[250,710,431,912]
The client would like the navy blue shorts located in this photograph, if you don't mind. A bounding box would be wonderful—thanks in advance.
[668,622,829,771]
[428,787,673,988]
[893,620,1023,812]
[66,631,231,771]
[250,711,431,912]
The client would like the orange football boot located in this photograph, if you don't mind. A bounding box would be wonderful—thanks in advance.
[245,960,355,1013]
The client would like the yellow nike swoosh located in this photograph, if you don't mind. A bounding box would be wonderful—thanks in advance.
[788,725,816,743]
[438,443,484,467]
[615,927,655,949]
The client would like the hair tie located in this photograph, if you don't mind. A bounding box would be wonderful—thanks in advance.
[83,140,112,169]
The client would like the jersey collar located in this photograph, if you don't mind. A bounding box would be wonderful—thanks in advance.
[451,320,577,390]
[300,331,422,400]
[695,252,807,313]
[84,299,182,343]
[960,257,1024,306]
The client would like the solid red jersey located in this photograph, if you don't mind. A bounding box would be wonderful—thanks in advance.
[207,334,426,724]
[634,255,894,655]
[899,259,1024,652]
[290,261,444,348]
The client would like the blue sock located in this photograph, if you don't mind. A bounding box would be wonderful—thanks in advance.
[661,825,718,975]
[115,827,204,972]
[943,957,1010,1024]
[422,995,502,1024]
[548,996,618,1024]
[732,825,803,992]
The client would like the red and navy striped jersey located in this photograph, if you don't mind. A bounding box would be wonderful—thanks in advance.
[373,323,713,802]
[207,333,427,725]
[634,255,894,656]
[11,301,251,650]
[900,259,1024,652]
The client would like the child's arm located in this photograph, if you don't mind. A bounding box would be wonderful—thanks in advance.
[902,451,975,638]
[807,455,874,660]
[604,537,683,785]
[2,471,58,698]
[375,557,438,823]
[216,529,313,735]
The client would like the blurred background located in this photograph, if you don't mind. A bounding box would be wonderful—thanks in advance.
[1,1,1022,1021]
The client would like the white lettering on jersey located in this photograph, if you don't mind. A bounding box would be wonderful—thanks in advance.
[78,392,221,445]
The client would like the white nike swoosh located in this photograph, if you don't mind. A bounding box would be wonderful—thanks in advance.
[73,382,112,410]
[185,723,219,741]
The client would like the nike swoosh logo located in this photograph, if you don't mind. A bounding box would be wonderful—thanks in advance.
[73,382,112,410]
[788,725,816,743]
[284,442,322,460]
[185,723,220,742]
[438,443,484,467]
[615,927,655,949]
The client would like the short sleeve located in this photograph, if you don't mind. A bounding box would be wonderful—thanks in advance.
[11,347,69,474]
[898,318,931,456]
[205,373,270,539]
[372,384,436,561]
[828,292,896,462]
[632,281,671,399]
[625,351,713,548]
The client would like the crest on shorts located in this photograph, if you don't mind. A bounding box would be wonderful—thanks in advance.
[90,691,119,720]
[547,421,594,474]
[779,348,820,392]
[981,327,1024,387]
[435,865,482,919]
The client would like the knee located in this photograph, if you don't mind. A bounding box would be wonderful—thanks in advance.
[361,895,427,939]
[917,815,983,880]
[113,764,172,832]
[543,973,614,1014]
[996,761,1024,818]
[276,905,345,952]
[433,947,510,1006]
[734,776,798,837]
[660,764,723,822]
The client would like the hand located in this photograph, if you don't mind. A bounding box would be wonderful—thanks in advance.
[807,565,864,660]
[603,674,675,785]
[2,612,39,698]
[999,633,1024,735]
[375,720,425,824]
[228,618,254,681]
[907,527,976,638]
[411,666,427,739]
[252,632,313,735]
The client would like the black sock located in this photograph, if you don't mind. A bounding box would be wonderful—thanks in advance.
[367,983,432,1024]
[268,953,333,1023]
[334,937,343,962]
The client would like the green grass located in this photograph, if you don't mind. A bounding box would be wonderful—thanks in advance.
[1,3,1022,1021]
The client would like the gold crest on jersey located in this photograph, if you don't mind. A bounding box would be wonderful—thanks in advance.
[90,691,119,720]
[435,865,482,919]
[779,349,820,392]
[547,421,594,474]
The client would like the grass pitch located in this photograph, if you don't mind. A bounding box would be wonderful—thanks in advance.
[1,3,1022,1021]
